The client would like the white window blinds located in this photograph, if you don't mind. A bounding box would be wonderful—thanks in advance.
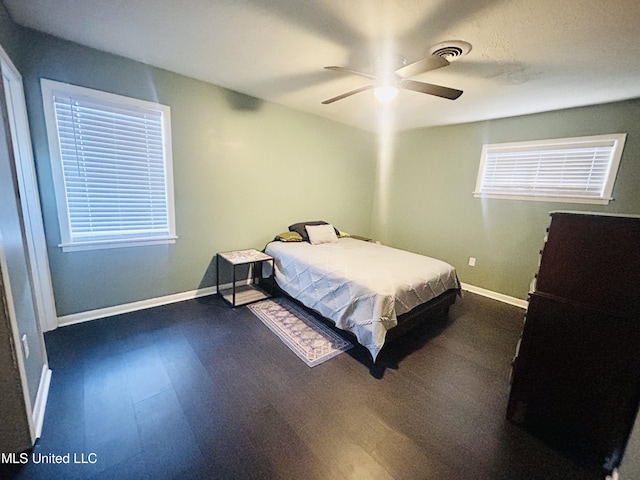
[42,79,176,251]
[474,134,626,204]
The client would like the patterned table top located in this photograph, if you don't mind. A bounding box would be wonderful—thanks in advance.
[218,249,273,265]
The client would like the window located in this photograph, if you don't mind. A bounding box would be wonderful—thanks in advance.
[41,79,176,252]
[474,134,626,204]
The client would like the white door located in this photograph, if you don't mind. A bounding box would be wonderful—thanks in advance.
[0,45,57,332]
[0,59,50,445]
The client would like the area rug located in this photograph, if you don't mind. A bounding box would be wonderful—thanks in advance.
[248,298,352,367]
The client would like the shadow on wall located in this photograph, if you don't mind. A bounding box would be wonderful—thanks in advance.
[198,255,252,292]
[198,256,217,292]
[223,90,263,111]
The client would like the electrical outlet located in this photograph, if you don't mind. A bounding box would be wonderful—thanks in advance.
[468,256,476,267]
[21,334,29,359]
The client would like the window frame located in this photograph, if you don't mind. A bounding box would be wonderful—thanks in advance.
[473,133,627,205]
[41,79,177,252]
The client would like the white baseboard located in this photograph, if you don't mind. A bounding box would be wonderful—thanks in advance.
[57,286,218,327]
[32,365,52,440]
[460,282,528,309]
[57,281,527,328]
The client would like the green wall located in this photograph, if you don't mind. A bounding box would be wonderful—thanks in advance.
[0,3,20,59]
[16,28,375,317]
[374,100,640,300]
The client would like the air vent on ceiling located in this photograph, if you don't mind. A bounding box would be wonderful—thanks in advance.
[429,40,472,62]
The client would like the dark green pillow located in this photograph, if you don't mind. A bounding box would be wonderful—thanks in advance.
[275,231,303,242]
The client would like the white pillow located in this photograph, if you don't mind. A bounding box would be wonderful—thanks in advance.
[305,224,339,245]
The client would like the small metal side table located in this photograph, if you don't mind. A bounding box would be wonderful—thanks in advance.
[216,249,274,307]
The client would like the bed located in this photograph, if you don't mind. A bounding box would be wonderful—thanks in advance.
[264,222,460,361]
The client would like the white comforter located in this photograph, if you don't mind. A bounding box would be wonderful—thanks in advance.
[264,238,460,360]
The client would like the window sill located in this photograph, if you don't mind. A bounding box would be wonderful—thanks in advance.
[473,192,612,205]
[59,236,177,252]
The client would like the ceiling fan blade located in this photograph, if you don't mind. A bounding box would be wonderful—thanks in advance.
[321,85,374,104]
[395,55,449,78]
[400,79,462,100]
[324,66,377,81]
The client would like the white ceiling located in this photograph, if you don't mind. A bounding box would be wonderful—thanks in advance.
[5,0,640,132]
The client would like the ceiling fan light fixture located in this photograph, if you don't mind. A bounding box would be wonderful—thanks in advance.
[374,85,399,103]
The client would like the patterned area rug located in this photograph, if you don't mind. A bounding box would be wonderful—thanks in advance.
[248,298,352,367]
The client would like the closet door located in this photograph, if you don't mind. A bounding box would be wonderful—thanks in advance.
[0,47,57,333]
[0,62,48,451]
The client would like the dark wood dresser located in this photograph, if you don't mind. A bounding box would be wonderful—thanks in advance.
[507,211,640,475]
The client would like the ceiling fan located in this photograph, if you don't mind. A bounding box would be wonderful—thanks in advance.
[322,41,471,105]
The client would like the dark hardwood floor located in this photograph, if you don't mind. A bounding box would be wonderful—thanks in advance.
[4,292,604,479]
